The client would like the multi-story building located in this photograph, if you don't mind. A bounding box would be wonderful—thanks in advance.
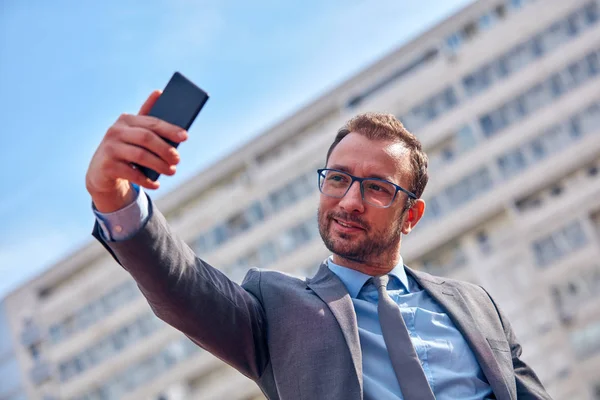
[1,300,28,400]
[3,0,600,398]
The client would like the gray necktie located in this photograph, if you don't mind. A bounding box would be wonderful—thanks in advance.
[372,275,435,400]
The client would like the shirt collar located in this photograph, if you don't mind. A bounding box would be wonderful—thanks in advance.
[327,255,410,298]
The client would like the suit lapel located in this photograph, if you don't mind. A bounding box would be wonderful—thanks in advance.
[407,268,513,400]
[308,262,363,398]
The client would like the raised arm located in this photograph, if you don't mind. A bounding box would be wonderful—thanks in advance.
[86,91,269,379]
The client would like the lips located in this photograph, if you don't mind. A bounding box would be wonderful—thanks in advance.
[331,217,366,233]
[334,219,363,229]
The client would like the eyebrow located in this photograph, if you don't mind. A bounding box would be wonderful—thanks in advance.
[328,164,398,184]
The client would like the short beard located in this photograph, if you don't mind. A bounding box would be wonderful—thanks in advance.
[318,207,404,265]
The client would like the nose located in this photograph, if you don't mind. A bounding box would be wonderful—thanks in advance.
[338,181,365,213]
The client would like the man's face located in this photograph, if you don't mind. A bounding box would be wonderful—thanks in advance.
[318,132,416,266]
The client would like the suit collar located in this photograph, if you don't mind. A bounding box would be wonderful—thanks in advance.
[326,256,410,297]
[407,268,513,400]
[308,261,363,399]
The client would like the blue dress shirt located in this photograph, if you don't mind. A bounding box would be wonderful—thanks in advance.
[95,188,493,399]
[328,259,492,400]
[94,185,149,241]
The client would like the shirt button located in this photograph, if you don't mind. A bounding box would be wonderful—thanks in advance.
[114,225,123,233]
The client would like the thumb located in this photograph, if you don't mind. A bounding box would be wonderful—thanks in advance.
[138,90,162,115]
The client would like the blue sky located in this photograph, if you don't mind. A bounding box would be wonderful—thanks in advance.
[0,0,473,298]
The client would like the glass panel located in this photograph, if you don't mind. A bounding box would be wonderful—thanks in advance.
[257,242,278,266]
[497,148,528,178]
[579,103,600,134]
[528,137,547,161]
[533,236,563,266]
[561,221,587,250]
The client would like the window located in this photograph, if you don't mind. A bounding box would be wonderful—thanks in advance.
[425,167,493,223]
[277,222,312,253]
[346,48,439,108]
[570,320,600,360]
[587,51,600,75]
[528,137,547,161]
[464,65,496,97]
[446,33,462,51]
[226,202,265,237]
[426,195,444,218]
[550,265,600,310]
[476,231,492,254]
[420,241,467,275]
[470,167,494,193]
[77,337,201,399]
[401,87,459,130]
[549,184,563,197]
[508,0,524,10]
[462,2,599,104]
[49,281,141,346]
[427,125,478,171]
[538,20,572,53]
[515,194,543,212]
[532,221,588,267]
[59,311,164,383]
[479,48,600,138]
[578,102,600,134]
[503,41,538,74]
[562,222,588,249]
[257,241,278,266]
[478,12,496,30]
[533,236,564,267]
[585,1,600,24]
[212,225,228,246]
[497,147,528,178]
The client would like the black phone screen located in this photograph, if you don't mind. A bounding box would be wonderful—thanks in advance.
[138,72,209,181]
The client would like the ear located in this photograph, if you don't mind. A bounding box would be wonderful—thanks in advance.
[402,199,425,235]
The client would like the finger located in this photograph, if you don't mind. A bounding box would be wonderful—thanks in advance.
[109,141,177,177]
[119,113,188,144]
[120,126,180,166]
[138,90,162,115]
[111,161,161,190]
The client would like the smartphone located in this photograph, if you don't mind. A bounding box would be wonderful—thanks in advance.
[136,72,209,181]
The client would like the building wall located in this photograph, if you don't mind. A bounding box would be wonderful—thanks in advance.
[3,0,600,399]
[0,300,28,400]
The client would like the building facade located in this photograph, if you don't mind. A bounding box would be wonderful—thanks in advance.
[3,0,600,398]
[0,300,28,400]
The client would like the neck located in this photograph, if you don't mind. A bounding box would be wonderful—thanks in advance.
[332,252,402,276]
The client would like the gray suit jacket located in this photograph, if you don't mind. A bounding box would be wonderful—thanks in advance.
[93,200,551,400]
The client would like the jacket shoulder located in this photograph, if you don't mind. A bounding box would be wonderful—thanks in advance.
[408,266,492,299]
[242,267,309,293]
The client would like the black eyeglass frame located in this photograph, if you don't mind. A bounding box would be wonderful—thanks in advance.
[317,168,417,208]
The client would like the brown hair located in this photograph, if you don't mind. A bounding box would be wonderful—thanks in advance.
[325,112,429,202]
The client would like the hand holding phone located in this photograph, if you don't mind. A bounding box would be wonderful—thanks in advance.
[86,72,209,213]
[135,72,210,181]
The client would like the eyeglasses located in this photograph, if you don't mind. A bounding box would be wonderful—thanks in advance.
[317,168,417,208]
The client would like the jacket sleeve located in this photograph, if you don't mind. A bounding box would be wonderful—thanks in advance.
[483,289,553,400]
[92,195,269,380]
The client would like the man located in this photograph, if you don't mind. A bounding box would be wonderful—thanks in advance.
[87,91,552,399]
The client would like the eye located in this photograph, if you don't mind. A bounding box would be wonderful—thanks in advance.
[366,181,393,194]
[367,183,383,191]
[327,173,349,182]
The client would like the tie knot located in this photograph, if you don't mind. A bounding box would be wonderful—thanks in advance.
[372,275,389,290]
